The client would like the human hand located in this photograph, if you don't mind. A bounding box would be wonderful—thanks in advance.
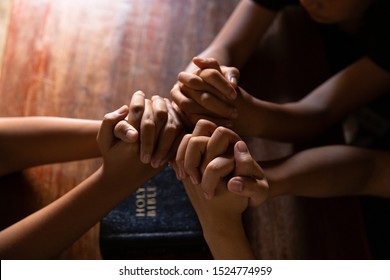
[97,105,156,190]
[170,58,240,129]
[175,119,259,259]
[174,119,240,197]
[192,57,240,90]
[174,119,269,206]
[175,120,248,230]
[114,91,184,168]
[227,141,269,207]
[182,174,253,260]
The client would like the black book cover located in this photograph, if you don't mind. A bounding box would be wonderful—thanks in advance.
[99,166,211,259]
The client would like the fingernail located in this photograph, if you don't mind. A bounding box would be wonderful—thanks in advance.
[151,159,162,169]
[177,163,185,179]
[230,76,237,86]
[230,179,243,192]
[194,56,205,62]
[237,141,248,153]
[142,154,151,164]
[135,90,145,96]
[177,169,182,180]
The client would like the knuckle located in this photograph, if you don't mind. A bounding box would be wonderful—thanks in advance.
[208,57,218,64]
[177,72,186,80]
[170,85,179,97]
[179,72,200,87]
[187,76,201,88]
[216,126,239,139]
[200,92,214,105]
[215,126,228,135]
[206,161,220,173]
[187,136,199,146]
[182,133,192,141]
[165,122,178,136]
[155,109,168,122]
[130,103,144,115]
[240,155,253,166]
[201,69,219,79]
[179,99,194,112]
[142,119,155,130]
[103,112,116,122]
[257,178,269,189]
[115,121,127,133]
[151,95,160,101]
[196,119,212,128]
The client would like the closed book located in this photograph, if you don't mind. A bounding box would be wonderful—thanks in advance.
[99,166,211,259]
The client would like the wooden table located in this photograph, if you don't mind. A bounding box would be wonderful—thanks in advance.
[0,0,370,259]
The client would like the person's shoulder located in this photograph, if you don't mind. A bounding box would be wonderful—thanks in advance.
[250,0,299,11]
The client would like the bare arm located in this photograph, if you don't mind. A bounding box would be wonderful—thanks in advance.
[263,145,390,199]
[232,57,390,140]
[0,117,101,176]
[175,120,255,259]
[187,0,276,72]
[0,166,156,259]
[0,90,183,259]
[0,107,161,259]
[170,0,275,128]
[182,177,254,259]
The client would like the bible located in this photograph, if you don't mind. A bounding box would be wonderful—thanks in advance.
[99,166,211,259]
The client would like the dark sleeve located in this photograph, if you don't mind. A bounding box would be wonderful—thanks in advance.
[251,0,299,11]
[361,0,390,72]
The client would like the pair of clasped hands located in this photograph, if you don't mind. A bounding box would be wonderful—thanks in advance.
[101,58,269,230]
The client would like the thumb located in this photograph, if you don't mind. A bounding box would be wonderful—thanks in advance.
[223,66,240,89]
[97,105,129,151]
[234,141,263,179]
[192,57,222,72]
[114,120,139,143]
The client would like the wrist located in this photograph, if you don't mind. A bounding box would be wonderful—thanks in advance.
[97,163,162,196]
[201,214,243,240]
[235,87,265,137]
[201,216,254,259]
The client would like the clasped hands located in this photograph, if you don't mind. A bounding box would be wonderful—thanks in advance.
[98,58,269,213]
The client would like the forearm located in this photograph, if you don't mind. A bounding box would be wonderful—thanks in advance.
[0,117,101,176]
[252,100,330,142]
[264,145,390,199]
[182,177,254,259]
[239,57,390,142]
[185,0,275,73]
[0,166,155,259]
[233,88,330,141]
[202,218,255,260]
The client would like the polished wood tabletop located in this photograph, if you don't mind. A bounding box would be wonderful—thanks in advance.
[0,0,370,259]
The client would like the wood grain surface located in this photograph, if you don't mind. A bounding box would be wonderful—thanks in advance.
[0,0,371,259]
